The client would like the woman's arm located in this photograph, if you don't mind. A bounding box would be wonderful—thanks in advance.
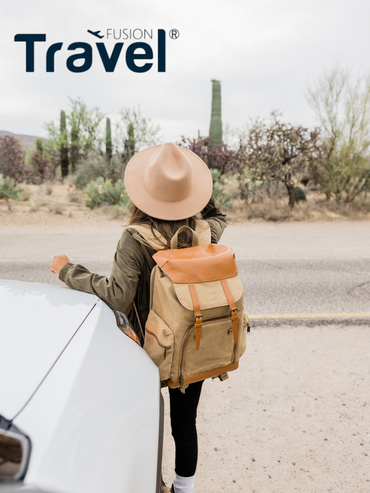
[200,196,227,244]
[54,230,144,315]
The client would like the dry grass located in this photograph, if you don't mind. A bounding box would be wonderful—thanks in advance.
[43,183,53,195]
[68,191,82,203]
[108,205,129,220]
[28,196,47,212]
[226,196,370,222]
[20,186,32,201]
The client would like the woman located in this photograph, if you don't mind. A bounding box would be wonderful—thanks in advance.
[49,142,227,493]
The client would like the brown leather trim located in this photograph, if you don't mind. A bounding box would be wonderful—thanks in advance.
[188,284,202,350]
[153,244,238,283]
[221,279,238,345]
[166,362,239,388]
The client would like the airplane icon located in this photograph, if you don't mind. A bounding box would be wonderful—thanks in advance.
[87,30,104,39]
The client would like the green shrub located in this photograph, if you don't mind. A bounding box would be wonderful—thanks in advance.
[0,174,23,201]
[85,177,130,209]
[75,150,126,189]
[294,186,307,202]
[210,169,233,207]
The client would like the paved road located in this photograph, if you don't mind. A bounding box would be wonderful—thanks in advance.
[1,257,369,318]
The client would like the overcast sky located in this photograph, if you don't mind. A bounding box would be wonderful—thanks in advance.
[1,0,369,144]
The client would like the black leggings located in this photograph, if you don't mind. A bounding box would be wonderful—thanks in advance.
[169,380,204,477]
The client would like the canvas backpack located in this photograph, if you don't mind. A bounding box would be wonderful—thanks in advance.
[129,221,249,391]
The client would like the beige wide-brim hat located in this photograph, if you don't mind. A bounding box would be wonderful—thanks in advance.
[124,142,213,220]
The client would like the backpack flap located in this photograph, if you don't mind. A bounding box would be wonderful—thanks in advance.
[172,276,243,320]
[153,244,238,284]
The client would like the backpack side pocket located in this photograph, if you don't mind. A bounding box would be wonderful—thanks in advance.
[234,310,249,361]
[144,310,174,381]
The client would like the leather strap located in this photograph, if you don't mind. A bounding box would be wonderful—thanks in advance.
[166,362,239,388]
[221,279,238,345]
[170,226,199,249]
[188,284,202,350]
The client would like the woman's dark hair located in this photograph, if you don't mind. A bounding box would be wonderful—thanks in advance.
[128,203,197,249]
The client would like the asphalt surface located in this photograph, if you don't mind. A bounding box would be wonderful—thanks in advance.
[1,257,370,319]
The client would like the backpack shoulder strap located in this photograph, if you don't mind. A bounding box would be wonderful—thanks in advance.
[126,220,211,251]
[195,219,212,245]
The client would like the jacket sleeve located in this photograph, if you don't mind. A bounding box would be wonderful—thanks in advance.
[200,196,227,244]
[58,230,144,315]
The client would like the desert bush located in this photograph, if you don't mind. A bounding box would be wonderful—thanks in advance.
[26,151,52,184]
[48,202,64,215]
[85,177,129,209]
[75,150,126,189]
[0,135,27,182]
[0,173,24,202]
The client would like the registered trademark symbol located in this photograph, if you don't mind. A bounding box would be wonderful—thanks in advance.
[169,29,179,39]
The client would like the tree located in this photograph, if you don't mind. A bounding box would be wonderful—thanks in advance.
[209,79,222,149]
[179,136,246,175]
[0,135,26,182]
[44,98,105,177]
[306,68,370,202]
[115,106,161,161]
[244,111,321,208]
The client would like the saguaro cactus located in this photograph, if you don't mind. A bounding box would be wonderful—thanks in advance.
[209,79,222,148]
[124,123,136,163]
[106,117,113,162]
[36,137,43,154]
[71,122,79,174]
[60,110,69,178]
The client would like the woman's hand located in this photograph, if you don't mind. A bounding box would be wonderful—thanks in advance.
[48,255,71,275]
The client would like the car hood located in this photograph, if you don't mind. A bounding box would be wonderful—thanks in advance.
[0,280,99,420]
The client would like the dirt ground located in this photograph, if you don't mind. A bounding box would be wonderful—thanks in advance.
[162,325,370,493]
[1,182,370,230]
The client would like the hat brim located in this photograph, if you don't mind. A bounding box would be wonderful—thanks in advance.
[124,145,213,220]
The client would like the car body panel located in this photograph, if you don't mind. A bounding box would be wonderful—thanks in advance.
[0,280,99,420]
[12,299,161,493]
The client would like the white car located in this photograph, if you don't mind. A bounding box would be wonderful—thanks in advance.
[0,279,163,493]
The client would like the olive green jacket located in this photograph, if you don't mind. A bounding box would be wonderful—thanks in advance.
[59,197,227,343]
